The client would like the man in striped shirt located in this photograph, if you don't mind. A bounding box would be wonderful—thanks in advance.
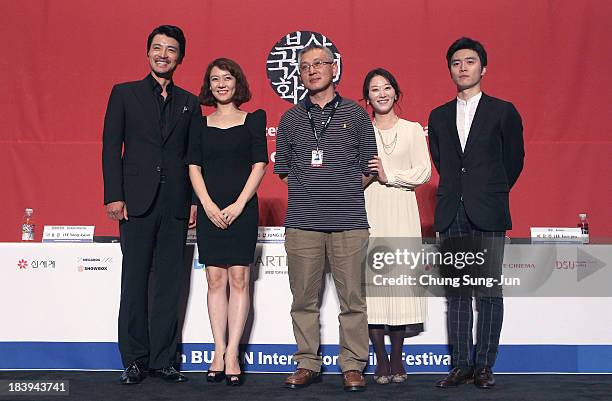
[274,44,377,392]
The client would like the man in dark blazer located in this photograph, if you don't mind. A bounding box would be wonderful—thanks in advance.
[102,25,200,384]
[428,37,524,389]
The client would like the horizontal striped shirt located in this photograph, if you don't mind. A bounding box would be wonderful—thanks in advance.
[274,94,377,231]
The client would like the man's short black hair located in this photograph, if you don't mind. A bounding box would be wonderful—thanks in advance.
[147,25,186,63]
[446,37,487,70]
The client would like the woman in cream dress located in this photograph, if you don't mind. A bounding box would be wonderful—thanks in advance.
[364,68,431,384]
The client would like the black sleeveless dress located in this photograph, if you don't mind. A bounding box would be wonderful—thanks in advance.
[188,109,268,266]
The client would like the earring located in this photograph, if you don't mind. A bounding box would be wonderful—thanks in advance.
[394,96,398,100]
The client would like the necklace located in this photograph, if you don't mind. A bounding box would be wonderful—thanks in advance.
[374,118,399,155]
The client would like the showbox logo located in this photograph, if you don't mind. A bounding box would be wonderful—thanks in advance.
[76,256,112,272]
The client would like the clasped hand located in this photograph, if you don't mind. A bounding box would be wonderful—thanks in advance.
[203,200,245,229]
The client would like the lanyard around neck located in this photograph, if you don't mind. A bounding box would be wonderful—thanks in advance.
[307,99,340,150]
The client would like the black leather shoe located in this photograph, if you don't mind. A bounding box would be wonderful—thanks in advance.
[435,367,474,388]
[120,361,146,384]
[474,366,495,389]
[149,366,189,383]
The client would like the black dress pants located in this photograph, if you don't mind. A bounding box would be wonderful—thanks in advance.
[118,181,188,369]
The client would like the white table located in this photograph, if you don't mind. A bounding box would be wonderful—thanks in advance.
[1,230,610,373]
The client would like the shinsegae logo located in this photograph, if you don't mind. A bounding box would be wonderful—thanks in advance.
[17,258,56,269]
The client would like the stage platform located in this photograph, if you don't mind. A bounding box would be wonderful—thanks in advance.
[0,371,610,401]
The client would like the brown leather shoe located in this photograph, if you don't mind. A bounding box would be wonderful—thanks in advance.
[343,370,366,392]
[284,368,321,389]
[474,366,495,389]
[435,367,474,388]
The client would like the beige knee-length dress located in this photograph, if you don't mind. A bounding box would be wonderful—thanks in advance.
[365,118,431,325]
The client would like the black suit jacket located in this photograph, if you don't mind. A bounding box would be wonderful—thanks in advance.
[102,76,201,218]
[428,93,524,232]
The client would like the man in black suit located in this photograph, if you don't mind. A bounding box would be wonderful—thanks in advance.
[428,37,524,389]
[102,25,200,384]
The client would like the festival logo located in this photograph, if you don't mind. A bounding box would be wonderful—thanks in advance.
[266,31,342,104]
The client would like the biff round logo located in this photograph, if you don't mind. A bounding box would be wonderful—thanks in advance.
[266,31,342,104]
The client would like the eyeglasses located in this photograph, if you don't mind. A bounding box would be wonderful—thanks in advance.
[299,60,334,73]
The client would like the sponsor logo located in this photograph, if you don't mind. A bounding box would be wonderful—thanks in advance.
[503,262,536,269]
[558,248,606,282]
[17,258,56,270]
[555,259,596,270]
[255,254,288,276]
[76,256,113,272]
[266,31,342,104]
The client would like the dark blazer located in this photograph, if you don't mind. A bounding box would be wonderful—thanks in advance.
[428,93,524,232]
[102,76,201,218]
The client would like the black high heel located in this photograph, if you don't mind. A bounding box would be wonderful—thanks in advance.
[223,355,244,387]
[207,352,226,383]
[206,370,226,383]
[225,372,242,386]
[224,356,243,386]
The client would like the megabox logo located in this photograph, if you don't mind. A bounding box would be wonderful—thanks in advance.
[76,256,112,272]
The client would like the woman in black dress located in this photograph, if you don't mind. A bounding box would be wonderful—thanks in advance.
[188,58,268,386]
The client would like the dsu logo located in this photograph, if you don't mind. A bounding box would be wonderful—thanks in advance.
[266,31,342,104]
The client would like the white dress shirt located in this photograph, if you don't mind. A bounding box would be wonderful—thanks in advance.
[456,91,482,151]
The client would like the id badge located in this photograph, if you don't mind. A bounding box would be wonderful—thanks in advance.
[311,150,323,167]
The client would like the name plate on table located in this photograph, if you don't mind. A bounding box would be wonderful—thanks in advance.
[257,226,285,243]
[42,226,95,243]
[186,228,197,244]
[530,227,584,243]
